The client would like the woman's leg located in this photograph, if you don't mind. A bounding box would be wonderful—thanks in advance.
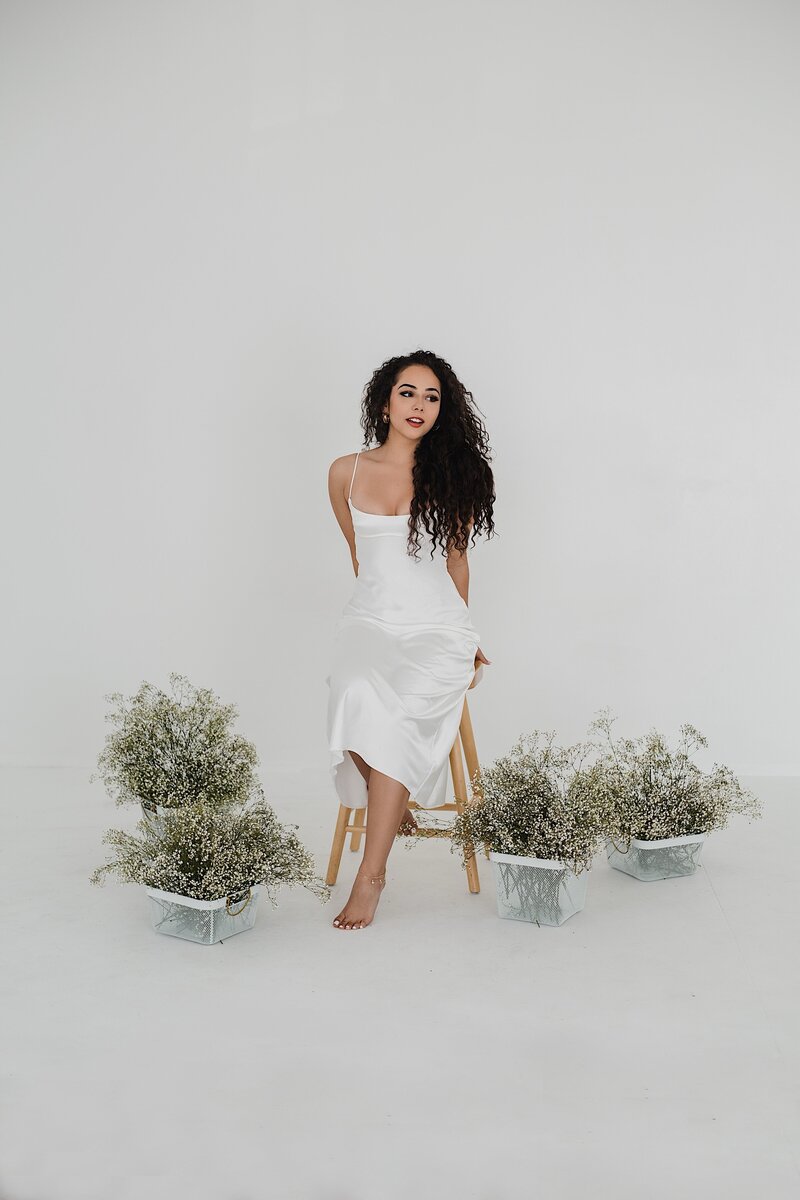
[348,750,418,834]
[333,763,410,930]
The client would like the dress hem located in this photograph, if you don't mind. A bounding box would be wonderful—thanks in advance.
[328,744,423,810]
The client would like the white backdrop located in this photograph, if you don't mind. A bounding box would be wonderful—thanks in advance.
[2,0,798,780]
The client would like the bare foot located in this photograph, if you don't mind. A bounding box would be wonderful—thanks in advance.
[332,864,387,930]
[397,806,419,836]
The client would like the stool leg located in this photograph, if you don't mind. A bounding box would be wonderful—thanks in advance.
[459,697,480,801]
[326,803,351,886]
[449,724,480,894]
[459,696,489,858]
[350,804,366,852]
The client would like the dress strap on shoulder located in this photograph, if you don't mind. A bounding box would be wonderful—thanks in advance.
[348,451,361,501]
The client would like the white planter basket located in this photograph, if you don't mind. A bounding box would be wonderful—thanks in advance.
[605,833,707,881]
[145,885,262,944]
[488,851,589,926]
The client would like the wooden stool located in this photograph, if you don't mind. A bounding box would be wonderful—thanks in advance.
[325,672,486,894]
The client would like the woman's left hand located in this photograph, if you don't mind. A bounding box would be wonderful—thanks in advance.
[474,646,491,668]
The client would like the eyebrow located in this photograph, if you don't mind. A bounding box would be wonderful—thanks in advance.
[397,382,440,395]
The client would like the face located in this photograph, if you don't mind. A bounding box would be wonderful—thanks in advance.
[383,363,441,438]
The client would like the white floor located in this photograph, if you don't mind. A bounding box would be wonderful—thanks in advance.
[1,767,797,1200]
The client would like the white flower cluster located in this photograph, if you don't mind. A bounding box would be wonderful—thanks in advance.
[449,709,762,874]
[90,673,330,906]
[90,672,260,811]
[91,797,330,905]
[450,729,611,875]
[587,708,762,843]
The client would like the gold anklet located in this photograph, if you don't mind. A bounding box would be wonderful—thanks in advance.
[358,867,386,885]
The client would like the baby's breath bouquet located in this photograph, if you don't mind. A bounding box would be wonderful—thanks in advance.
[90,673,260,812]
[90,794,330,906]
[450,730,612,876]
[588,707,762,847]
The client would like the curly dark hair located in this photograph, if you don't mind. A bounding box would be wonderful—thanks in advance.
[359,349,496,561]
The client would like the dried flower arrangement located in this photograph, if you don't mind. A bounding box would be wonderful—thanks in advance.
[449,729,612,876]
[90,672,260,813]
[587,707,763,847]
[90,795,330,907]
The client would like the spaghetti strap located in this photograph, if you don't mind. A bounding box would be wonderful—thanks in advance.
[348,451,361,502]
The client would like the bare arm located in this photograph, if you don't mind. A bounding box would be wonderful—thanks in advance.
[446,517,474,605]
[328,454,359,577]
[447,516,491,669]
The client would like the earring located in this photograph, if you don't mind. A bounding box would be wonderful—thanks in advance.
[383,414,389,423]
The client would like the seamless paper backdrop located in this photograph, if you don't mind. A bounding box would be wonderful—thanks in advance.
[1,0,798,776]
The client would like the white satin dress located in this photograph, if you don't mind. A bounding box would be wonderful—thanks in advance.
[325,451,482,810]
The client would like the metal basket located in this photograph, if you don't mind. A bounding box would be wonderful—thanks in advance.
[488,851,589,926]
[145,885,262,944]
[605,833,706,881]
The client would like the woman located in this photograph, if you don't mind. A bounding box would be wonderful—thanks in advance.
[325,349,495,930]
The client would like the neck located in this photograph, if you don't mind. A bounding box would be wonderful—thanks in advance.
[379,430,418,465]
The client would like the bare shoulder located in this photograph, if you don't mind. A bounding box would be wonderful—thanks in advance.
[328,451,355,485]
[328,451,360,507]
[328,451,358,473]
